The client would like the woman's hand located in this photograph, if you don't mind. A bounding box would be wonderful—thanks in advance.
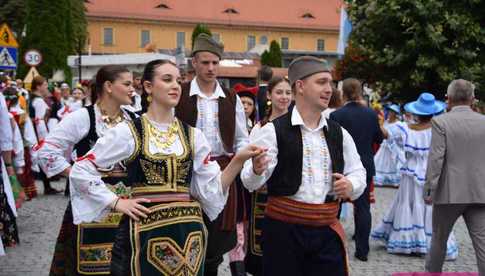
[112,198,151,221]
[234,144,267,163]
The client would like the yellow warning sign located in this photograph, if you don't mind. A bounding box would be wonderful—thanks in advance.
[0,23,19,48]
[23,66,40,87]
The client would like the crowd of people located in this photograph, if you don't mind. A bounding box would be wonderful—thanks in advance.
[0,33,484,276]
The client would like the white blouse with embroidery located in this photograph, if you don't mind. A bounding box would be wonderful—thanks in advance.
[36,105,134,178]
[69,116,228,225]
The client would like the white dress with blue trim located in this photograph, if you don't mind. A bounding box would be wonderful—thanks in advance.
[371,125,458,260]
[374,120,407,187]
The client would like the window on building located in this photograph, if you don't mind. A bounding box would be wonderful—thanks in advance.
[155,3,170,9]
[103,27,113,45]
[317,39,325,51]
[212,33,221,42]
[141,30,150,47]
[177,32,185,48]
[281,37,289,50]
[302,13,315,19]
[223,8,239,14]
[247,35,256,50]
[260,35,268,45]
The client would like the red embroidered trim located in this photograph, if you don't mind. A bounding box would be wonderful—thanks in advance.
[32,140,61,151]
[76,153,96,162]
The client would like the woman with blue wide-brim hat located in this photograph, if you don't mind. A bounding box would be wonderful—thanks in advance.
[374,104,407,187]
[372,92,459,260]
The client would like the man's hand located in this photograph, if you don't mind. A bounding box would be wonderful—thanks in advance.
[332,173,353,200]
[252,150,269,176]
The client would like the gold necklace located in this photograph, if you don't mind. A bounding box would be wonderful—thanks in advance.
[100,108,124,128]
[146,118,179,150]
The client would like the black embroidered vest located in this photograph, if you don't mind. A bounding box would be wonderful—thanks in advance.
[125,116,194,195]
[28,94,39,120]
[266,109,345,197]
[74,106,137,157]
[175,81,236,153]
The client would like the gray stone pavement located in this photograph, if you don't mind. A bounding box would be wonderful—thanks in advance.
[0,181,479,276]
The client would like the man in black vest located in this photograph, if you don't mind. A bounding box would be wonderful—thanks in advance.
[241,56,366,276]
[330,78,384,262]
[175,33,249,276]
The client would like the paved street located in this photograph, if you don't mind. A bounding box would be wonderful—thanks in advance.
[0,181,479,276]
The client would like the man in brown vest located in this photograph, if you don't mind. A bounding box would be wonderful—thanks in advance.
[175,33,249,276]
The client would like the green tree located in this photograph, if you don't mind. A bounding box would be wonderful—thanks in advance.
[261,40,282,67]
[191,24,212,49]
[66,0,88,54]
[0,0,26,40]
[340,0,485,101]
[18,0,87,80]
[261,50,271,67]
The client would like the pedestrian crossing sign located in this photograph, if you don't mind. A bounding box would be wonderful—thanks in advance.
[0,24,19,48]
[0,47,18,70]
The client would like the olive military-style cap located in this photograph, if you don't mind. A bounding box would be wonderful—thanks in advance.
[192,33,224,59]
[288,56,331,86]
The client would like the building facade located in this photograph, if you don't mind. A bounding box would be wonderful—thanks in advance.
[85,0,341,60]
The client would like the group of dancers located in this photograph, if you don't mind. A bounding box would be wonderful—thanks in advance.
[1,32,460,276]
[25,34,364,276]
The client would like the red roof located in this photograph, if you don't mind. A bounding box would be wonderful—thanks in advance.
[86,0,341,31]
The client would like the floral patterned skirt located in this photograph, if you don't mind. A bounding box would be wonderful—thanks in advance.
[111,201,207,276]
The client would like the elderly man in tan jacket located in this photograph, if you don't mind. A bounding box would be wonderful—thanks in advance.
[425,79,485,274]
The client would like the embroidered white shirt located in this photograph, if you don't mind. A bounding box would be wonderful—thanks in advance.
[36,105,134,178]
[69,116,228,224]
[189,78,248,156]
[0,94,13,151]
[241,107,367,203]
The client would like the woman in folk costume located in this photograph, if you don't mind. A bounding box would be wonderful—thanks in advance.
[57,85,87,120]
[36,65,137,276]
[5,86,39,200]
[0,92,20,253]
[3,87,27,208]
[244,76,292,276]
[233,83,258,132]
[69,59,264,276]
[374,104,407,187]
[29,75,61,194]
[372,93,458,260]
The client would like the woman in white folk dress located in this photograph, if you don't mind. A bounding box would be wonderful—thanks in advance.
[372,93,458,260]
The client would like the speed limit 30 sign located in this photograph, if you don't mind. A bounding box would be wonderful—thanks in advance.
[24,49,42,67]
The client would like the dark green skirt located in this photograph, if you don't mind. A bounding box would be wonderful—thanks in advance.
[245,188,268,276]
[111,201,207,276]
